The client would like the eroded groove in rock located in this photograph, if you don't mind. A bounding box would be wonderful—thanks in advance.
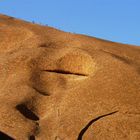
[33,86,50,96]
[0,131,14,140]
[100,50,131,65]
[55,136,62,140]
[33,122,40,136]
[43,69,88,76]
[29,135,35,140]
[77,111,118,140]
[16,104,39,121]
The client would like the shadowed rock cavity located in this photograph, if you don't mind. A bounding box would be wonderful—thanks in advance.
[0,131,14,140]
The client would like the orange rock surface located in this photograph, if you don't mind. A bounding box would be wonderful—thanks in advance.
[0,14,140,140]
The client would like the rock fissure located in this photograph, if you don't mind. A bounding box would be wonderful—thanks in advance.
[77,111,118,140]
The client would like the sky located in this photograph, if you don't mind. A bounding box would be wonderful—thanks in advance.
[0,0,140,46]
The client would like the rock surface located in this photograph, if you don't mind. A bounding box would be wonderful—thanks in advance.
[0,14,140,140]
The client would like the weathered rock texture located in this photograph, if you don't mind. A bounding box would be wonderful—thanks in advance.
[0,14,140,140]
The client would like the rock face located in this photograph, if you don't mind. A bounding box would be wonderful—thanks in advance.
[0,14,140,140]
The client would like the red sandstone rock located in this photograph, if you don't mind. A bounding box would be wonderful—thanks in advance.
[0,14,140,140]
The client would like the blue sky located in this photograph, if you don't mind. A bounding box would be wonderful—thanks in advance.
[0,0,140,45]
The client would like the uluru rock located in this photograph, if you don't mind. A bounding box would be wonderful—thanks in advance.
[0,14,140,140]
